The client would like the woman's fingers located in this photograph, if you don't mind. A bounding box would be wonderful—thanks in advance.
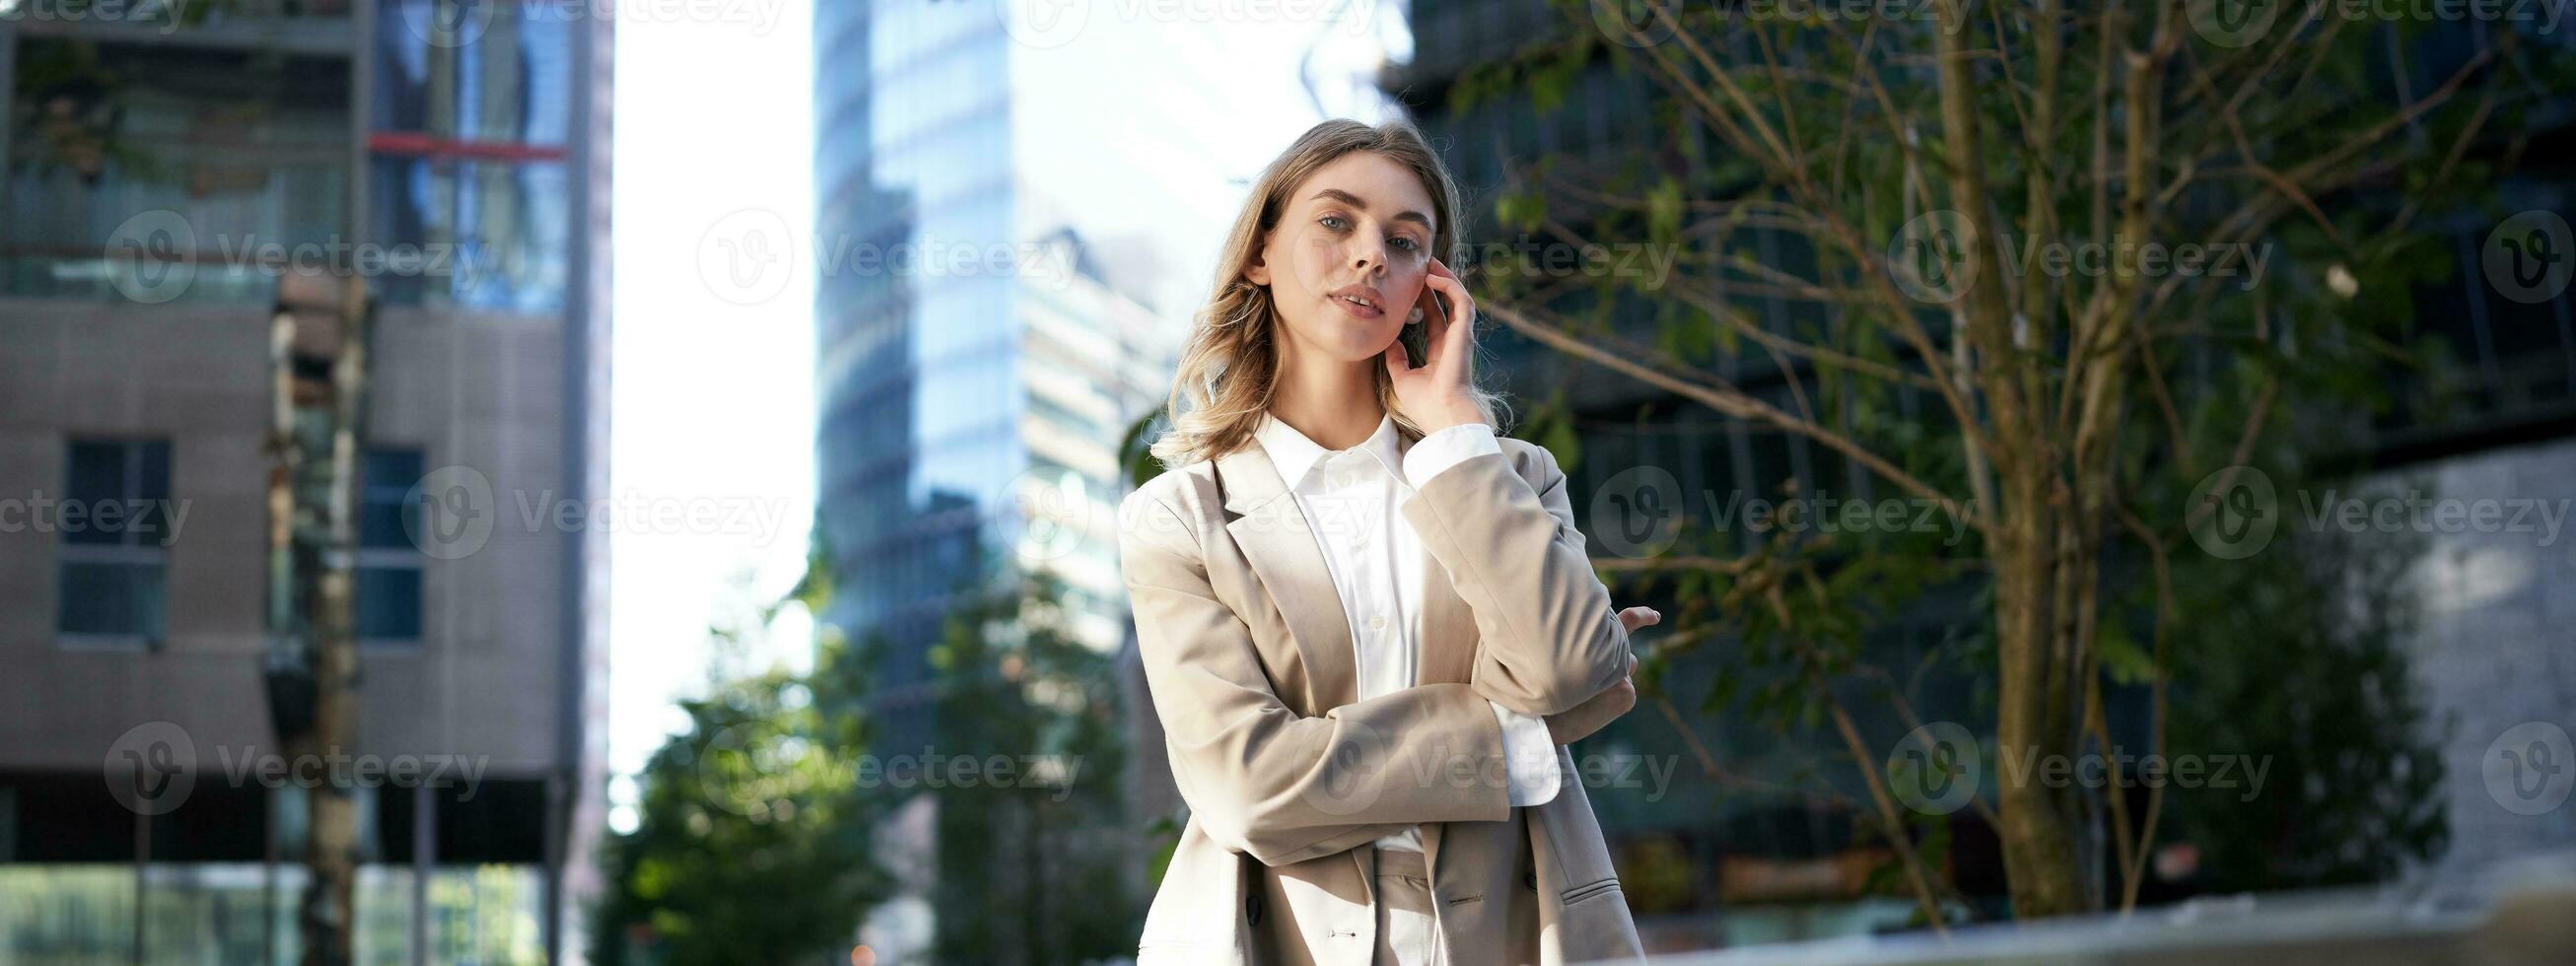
[1617,605,1662,634]
[1420,257,1476,379]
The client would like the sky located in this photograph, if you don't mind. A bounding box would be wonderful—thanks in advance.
[605,1,1401,833]
[607,2,818,833]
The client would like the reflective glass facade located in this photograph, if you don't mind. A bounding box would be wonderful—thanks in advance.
[814,2,1025,754]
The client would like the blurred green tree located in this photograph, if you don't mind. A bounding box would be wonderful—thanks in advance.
[591,544,895,965]
[926,565,1140,965]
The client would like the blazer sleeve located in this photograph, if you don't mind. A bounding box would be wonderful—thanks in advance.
[1398,440,1635,718]
[1119,488,1514,867]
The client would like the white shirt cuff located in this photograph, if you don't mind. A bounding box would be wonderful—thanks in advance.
[1491,700,1562,807]
[1402,422,1503,490]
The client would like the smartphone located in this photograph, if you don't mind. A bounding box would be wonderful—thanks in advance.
[1400,285,1447,370]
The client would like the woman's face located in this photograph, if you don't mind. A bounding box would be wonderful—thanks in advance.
[1245,150,1437,370]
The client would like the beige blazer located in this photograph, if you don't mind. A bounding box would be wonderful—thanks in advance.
[1118,430,1648,966]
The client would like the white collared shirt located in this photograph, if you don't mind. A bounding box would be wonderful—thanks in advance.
[1253,410,1562,856]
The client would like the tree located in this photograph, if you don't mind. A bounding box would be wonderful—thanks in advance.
[927,566,1139,965]
[1452,0,2563,922]
[591,549,895,965]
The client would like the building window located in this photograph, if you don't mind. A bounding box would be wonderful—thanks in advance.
[369,0,576,311]
[58,440,174,647]
[358,448,428,646]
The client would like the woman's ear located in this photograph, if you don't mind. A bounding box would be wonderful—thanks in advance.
[1243,253,1271,287]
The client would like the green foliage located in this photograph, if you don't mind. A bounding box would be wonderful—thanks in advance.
[1463,0,2541,914]
[590,630,895,966]
[2151,481,2452,891]
[927,566,1140,965]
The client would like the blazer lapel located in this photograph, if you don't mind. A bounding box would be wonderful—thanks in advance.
[1216,446,1357,715]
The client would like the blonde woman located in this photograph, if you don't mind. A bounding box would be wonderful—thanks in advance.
[1117,117,1658,965]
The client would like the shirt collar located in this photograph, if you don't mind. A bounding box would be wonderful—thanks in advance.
[1254,410,1407,492]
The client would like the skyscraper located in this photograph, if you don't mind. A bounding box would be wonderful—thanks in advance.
[812,3,1192,956]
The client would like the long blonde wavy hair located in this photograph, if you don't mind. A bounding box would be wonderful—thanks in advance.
[1145,118,1515,471]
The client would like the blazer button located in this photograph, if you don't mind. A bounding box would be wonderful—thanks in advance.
[1245,891,1264,926]
[1524,869,1538,892]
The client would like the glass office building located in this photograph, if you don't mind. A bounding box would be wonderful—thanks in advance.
[814,1,1014,757]
[0,2,613,960]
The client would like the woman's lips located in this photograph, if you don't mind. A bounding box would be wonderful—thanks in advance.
[1334,294,1385,319]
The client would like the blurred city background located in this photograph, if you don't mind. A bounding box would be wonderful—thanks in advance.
[0,0,2572,964]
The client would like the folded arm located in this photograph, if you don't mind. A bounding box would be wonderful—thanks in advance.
[1120,489,1515,866]
[1400,425,1635,718]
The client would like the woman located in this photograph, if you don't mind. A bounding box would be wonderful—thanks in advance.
[1118,118,1658,965]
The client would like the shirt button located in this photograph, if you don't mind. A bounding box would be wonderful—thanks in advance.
[1368,615,1387,630]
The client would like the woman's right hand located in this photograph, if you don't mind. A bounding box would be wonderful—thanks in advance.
[1544,606,1656,745]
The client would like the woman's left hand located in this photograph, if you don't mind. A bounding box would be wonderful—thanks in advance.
[1383,255,1484,432]
[1617,606,1661,635]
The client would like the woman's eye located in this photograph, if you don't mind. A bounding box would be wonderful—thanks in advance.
[1390,236,1421,252]
[1320,215,1348,231]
